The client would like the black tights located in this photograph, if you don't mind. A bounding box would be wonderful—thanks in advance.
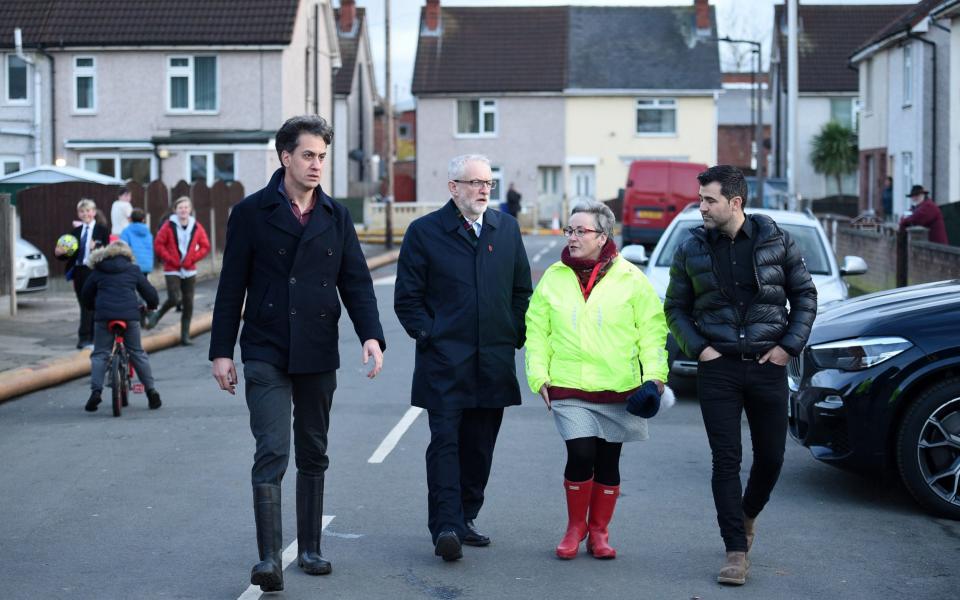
[564,437,623,486]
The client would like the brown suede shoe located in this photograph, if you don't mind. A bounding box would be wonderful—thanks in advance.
[718,551,749,585]
[744,515,756,553]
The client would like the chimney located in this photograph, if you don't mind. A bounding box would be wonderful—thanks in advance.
[339,0,356,34]
[425,0,441,33]
[695,0,711,35]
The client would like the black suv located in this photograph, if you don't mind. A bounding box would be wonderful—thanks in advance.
[789,280,960,519]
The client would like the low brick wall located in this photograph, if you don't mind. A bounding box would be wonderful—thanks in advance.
[836,227,960,293]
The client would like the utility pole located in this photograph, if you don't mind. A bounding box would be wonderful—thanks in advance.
[787,0,799,210]
[754,44,765,207]
[384,0,394,249]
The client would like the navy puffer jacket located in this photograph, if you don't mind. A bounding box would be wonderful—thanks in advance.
[664,213,817,358]
[81,242,160,322]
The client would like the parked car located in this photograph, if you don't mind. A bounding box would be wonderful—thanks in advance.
[745,176,789,209]
[621,206,868,380]
[788,280,960,519]
[15,238,49,293]
[620,160,707,248]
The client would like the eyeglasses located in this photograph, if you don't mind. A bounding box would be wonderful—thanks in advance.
[563,226,603,238]
[453,179,497,190]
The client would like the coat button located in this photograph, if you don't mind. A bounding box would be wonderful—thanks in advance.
[279,248,286,255]
[290,308,297,315]
[321,280,328,287]
[326,248,334,256]
[320,311,327,318]
[289,277,296,285]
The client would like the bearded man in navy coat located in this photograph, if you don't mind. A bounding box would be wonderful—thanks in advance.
[395,154,532,562]
[209,115,385,592]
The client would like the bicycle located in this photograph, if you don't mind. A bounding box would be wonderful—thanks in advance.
[106,320,134,417]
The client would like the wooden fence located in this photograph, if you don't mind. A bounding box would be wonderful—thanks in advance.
[17,179,243,278]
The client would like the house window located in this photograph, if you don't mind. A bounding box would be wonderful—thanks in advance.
[167,56,218,112]
[2,156,23,175]
[636,98,677,134]
[187,152,236,185]
[456,99,497,135]
[830,98,854,128]
[863,59,873,112]
[902,44,912,106]
[81,154,154,184]
[397,123,411,139]
[490,167,503,202]
[902,152,913,194]
[5,55,28,103]
[74,57,96,112]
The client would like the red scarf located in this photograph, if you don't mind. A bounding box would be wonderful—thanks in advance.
[560,238,619,301]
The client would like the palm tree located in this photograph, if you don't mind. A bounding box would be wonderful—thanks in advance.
[810,121,858,197]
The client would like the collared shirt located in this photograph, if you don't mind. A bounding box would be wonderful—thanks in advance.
[278,179,317,227]
[467,212,484,238]
[708,216,757,317]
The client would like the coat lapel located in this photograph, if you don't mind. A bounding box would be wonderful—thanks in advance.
[440,200,477,249]
[299,190,334,244]
[265,202,303,239]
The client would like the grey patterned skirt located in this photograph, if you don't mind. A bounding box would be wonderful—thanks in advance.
[552,398,649,442]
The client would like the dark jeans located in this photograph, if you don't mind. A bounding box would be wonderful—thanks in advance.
[72,266,93,343]
[243,360,336,486]
[425,407,504,543]
[156,275,195,331]
[697,355,788,552]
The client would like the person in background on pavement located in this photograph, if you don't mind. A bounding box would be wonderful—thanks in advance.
[664,165,817,586]
[209,115,385,593]
[110,186,133,239]
[506,182,522,218]
[120,209,154,277]
[80,241,161,412]
[145,196,210,345]
[394,153,532,563]
[525,201,670,561]
[881,177,893,221]
[899,184,948,245]
[55,198,110,349]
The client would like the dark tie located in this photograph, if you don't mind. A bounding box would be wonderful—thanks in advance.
[78,225,89,263]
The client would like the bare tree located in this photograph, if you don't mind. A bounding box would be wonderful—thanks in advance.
[716,2,771,72]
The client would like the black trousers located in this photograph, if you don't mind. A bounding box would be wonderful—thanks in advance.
[425,407,504,543]
[156,275,196,332]
[71,266,94,344]
[697,355,788,552]
[243,360,336,486]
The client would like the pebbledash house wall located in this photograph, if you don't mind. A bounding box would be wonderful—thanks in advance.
[836,227,960,292]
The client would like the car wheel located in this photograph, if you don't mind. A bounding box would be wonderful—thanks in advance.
[896,378,960,519]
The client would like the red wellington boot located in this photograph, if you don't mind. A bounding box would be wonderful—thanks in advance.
[556,479,593,559]
[586,483,620,559]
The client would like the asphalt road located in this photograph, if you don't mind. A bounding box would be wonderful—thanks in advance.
[0,235,957,600]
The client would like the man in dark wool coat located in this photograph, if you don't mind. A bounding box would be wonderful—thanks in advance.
[395,153,532,562]
[209,115,385,592]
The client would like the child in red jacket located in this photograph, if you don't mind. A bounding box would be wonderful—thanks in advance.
[145,196,210,345]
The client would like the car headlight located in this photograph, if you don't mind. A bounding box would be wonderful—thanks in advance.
[809,336,912,371]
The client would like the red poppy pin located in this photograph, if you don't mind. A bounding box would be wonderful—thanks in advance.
[488,244,493,252]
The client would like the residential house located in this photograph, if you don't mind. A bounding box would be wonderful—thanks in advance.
[717,72,770,176]
[373,101,417,202]
[1,0,342,193]
[852,0,951,218]
[769,3,910,203]
[333,0,378,199]
[930,0,960,207]
[411,0,720,224]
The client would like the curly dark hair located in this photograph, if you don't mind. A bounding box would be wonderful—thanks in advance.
[275,115,334,161]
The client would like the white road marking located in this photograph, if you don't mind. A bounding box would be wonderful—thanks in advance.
[532,239,559,264]
[368,406,423,463]
[236,515,335,600]
[373,274,397,285]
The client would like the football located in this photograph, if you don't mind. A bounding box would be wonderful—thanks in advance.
[57,233,79,256]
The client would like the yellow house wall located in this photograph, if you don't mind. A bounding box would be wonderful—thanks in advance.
[565,96,717,201]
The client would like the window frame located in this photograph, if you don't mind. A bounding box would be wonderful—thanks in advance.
[166,55,219,114]
[489,166,503,202]
[1,156,23,175]
[5,54,30,105]
[73,56,97,113]
[635,98,678,136]
[80,152,156,183]
[902,43,913,107]
[455,98,498,138]
[186,151,237,186]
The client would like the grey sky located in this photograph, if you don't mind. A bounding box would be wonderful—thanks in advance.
[356,0,914,105]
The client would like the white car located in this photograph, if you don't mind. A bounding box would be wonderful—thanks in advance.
[15,238,50,293]
[621,206,868,378]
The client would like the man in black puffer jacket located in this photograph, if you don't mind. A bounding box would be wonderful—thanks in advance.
[665,165,816,586]
[81,241,162,413]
